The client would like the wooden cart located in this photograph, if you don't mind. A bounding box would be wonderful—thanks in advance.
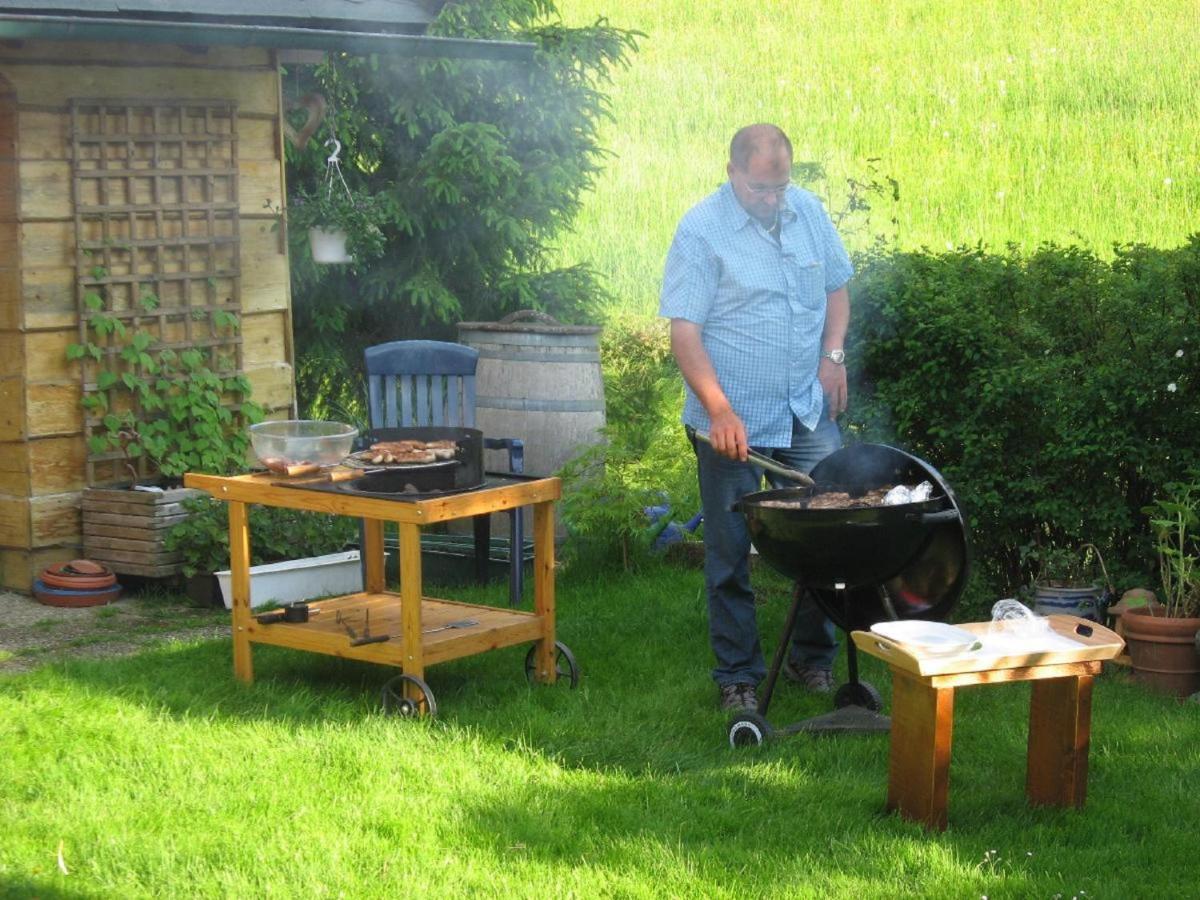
[183,471,569,715]
[851,615,1124,830]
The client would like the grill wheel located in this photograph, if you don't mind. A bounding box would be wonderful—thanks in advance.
[834,680,883,712]
[728,711,774,748]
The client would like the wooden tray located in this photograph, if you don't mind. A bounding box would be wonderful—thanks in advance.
[851,615,1125,677]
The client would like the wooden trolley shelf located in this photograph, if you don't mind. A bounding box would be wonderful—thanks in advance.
[246,592,546,668]
[183,470,564,713]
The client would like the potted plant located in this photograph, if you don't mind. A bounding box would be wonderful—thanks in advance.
[284,183,388,264]
[1021,541,1114,623]
[276,136,388,265]
[165,495,364,608]
[1124,474,1200,696]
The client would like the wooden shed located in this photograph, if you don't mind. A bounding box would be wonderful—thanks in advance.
[0,1,530,590]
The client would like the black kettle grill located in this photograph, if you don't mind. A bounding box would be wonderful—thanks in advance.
[728,442,970,746]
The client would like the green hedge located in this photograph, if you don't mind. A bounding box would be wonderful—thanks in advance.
[559,315,700,571]
[847,236,1200,597]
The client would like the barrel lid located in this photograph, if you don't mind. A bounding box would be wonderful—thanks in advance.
[458,309,601,336]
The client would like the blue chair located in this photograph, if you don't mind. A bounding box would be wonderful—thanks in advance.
[364,340,528,606]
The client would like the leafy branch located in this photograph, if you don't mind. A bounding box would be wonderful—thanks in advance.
[67,277,263,483]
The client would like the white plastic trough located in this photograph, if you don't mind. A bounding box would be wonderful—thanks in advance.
[216,550,368,610]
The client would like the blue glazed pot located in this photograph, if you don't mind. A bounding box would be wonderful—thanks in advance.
[1033,584,1105,622]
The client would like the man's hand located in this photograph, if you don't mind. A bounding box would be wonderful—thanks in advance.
[670,319,749,460]
[708,408,749,461]
[818,358,848,420]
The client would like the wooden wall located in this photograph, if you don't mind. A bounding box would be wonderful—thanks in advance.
[0,41,296,591]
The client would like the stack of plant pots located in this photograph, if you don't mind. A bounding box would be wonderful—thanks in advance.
[33,559,122,608]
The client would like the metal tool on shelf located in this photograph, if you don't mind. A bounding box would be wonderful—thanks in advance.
[337,608,390,646]
[422,618,479,635]
[255,601,320,625]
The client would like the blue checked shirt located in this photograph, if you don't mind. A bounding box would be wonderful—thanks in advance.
[659,182,854,447]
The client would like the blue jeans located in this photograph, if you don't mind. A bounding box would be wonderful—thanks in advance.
[693,413,842,687]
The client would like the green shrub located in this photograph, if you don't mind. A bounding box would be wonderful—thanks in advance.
[285,0,639,419]
[165,496,360,578]
[559,315,699,571]
[848,235,1200,602]
[67,287,262,483]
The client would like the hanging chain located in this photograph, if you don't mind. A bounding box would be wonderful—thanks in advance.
[321,64,353,205]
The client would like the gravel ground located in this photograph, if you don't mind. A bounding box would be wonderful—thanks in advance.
[0,587,230,675]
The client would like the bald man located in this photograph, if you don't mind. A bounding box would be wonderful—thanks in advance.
[660,124,854,713]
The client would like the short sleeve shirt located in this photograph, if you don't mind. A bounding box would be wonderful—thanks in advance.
[659,182,853,447]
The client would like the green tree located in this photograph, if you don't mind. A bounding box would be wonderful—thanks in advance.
[283,1,638,419]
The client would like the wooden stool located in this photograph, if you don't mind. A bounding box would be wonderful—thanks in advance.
[852,616,1124,830]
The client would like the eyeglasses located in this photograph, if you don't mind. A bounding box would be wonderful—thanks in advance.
[744,181,791,197]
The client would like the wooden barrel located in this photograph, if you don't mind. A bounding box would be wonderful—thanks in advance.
[457,311,605,477]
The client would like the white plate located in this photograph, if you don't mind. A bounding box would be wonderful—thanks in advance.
[870,620,982,657]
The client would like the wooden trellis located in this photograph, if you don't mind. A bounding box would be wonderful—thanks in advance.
[70,98,244,485]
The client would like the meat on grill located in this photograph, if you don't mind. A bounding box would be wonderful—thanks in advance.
[758,487,895,510]
[354,439,458,465]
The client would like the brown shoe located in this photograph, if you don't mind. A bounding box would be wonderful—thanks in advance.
[783,660,835,694]
[719,682,759,712]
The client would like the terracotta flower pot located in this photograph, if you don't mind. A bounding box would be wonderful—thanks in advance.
[33,579,122,608]
[1121,606,1200,697]
[40,561,117,591]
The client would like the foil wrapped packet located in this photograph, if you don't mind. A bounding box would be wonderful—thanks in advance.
[883,480,933,505]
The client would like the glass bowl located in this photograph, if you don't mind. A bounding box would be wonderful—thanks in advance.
[249,420,358,476]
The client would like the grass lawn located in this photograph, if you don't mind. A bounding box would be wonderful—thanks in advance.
[554,0,1200,319]
[2,562,1198,897]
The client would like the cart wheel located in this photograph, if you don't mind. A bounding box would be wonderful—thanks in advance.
[381,674,437,718]
[728,711,774,748]
[524,641,580,688]
[834,680,883,712]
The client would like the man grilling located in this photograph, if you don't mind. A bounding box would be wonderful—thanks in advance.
[659,123,854,713]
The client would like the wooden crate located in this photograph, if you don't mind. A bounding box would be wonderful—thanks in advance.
[81,486,204,577]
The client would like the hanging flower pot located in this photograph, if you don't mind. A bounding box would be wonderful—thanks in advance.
[308,226,352,264]
[286,137,386,265]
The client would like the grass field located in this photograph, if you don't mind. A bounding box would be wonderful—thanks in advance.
[2,565,1199,897]
[554,0,1200,318]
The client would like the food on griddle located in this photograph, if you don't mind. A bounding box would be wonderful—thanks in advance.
[351,438,458,466]
[370,448,436,465]
[372,442,456,460]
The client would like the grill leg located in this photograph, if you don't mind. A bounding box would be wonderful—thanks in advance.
[758,581,805,716]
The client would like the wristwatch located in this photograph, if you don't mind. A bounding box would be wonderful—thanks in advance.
[822,349,846,365]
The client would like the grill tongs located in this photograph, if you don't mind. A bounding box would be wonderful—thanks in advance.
[688,427,815,487]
